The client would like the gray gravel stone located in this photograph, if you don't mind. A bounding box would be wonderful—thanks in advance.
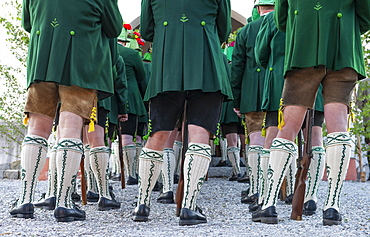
[0,177,369,236]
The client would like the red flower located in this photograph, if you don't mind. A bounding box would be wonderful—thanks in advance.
[133,31,141,37]
[123,24,132,30]
[137,39,145,46]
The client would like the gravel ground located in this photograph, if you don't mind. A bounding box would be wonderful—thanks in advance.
[0,176,369,237]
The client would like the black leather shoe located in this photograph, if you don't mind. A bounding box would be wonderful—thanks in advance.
[126,176,138,185]
[241,193,258,204]
[9,203,34,219]
[87,191,99,202]
[179,208,207,226]
[98,197,121,211]
[303,200,317,216]
[34,197,56,210]
[152,181,163,192]
[249,200,261,212]
[174,174,179,184]
[241,188,249,198]
[252,206,278,224]
[54,206,86,222]
[228,173,242,181]
[157,191,175,204]
[71,192,81,202]
[237,173,250,183]
[111,173,121,181]
[323,208,342,226]
[133,204,150,222]
[284,194,293,204]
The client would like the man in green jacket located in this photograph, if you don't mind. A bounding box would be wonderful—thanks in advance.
[135,0,232,226]
[10,0,122,222]
[252,0,370,225]
[231,0,274,206]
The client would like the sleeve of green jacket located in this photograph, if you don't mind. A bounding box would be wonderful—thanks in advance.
[274,0,288,32]
[355,0,370,34]
[216,0,232,43]
[115,56,128,114]
[102,0,123,38]
[231,27,247,109]
[140,0,155,42]
[255,16,273,68]
[132,53,148,97]
[22,0,31,32]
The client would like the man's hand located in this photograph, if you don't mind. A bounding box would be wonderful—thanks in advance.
[118,114,128,122]
[233,108,242,118]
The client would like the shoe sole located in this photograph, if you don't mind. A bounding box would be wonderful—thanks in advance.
[157,199,175,204]
[179,219,207,226]
[303,210,316,216]
[11,213,34,219]
[98,206,121,211]
[55,216,86,222]
[87,199,99,203]
[323,219,341,226]
[133,215,149,222]
[252,217,278,224]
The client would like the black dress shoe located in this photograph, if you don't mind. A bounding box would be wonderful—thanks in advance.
[241,193,258,204]
[323,208,342,226]
[9,203,34,219]
[111,173,121,181]
[237,172,250,183]
[249,199,261,212]
[126,176,138,185]
[284,194,294,204]
[252,206,278,224]
[157,191,175,204]
[133,204,150,222]
[228,173,242,181]
[174,174,179,184]
[303,200,317,216]
[54,206,86,222]
[179,208,207,226]
[34,197,56,210]
[87,191,99,202]
[98,197,121,211]
[241,188,250,198]
[215,160,227,167]
[152,181,163,192]
[71,192,81,202]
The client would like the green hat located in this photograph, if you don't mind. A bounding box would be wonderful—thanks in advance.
[118,28,130,42]
[142,52,152,62]
[252,7,261,21]
[255,0,275,6]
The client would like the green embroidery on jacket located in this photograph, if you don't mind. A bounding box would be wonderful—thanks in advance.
[314,3,322,11]
[50,18,59,28]
[180,14,189,22]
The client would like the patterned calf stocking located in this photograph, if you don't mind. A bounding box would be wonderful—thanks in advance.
[304,146,325,203]
[247,145,263,196]
[135,142,143,175]
[220,138,228,162]
[227,146,241,175]
[19,134,48,205]
[55,138,83,208]
[182,143,211,211]
[324,132,351,211]
[258,149,270,205]
[90,146,111,199]
[84,145,97,193]
[285,156,296,197]
[161,148,176,193]
[137,148,163,206]
[263,138,297,209]
[46,144,57,199]
[173,141,183,176]
[123,144,137,178]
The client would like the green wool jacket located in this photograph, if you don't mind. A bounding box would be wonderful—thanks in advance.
[140,0,233,101]
[231,16,266,113]
[117,44,147,117]
[256,11,324,112]
[274,0,370,79]
[22,0,123,100]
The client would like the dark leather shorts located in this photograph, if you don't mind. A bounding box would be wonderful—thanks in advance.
[221,122,244,137]
[265,110,324,128]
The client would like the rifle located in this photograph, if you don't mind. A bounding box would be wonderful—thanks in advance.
[117,123,126,189]
[175,101,188,217]
[291,108,314,220]
[80,154,87,205]
[355,134,366,182]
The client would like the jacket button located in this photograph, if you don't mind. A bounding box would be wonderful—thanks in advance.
[70,31,75,35]
[257,68,261,72]
[201,21,206,26]
[294,10,298,15]
[163,21,168,26]
[337,13,342,18]
[36,30,40,35]
[270,68,274,71]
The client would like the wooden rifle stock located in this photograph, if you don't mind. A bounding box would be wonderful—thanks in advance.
[175,102,188,217]
[117,122,126,189]
[80,154,87,205]
[291,109,314,220]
